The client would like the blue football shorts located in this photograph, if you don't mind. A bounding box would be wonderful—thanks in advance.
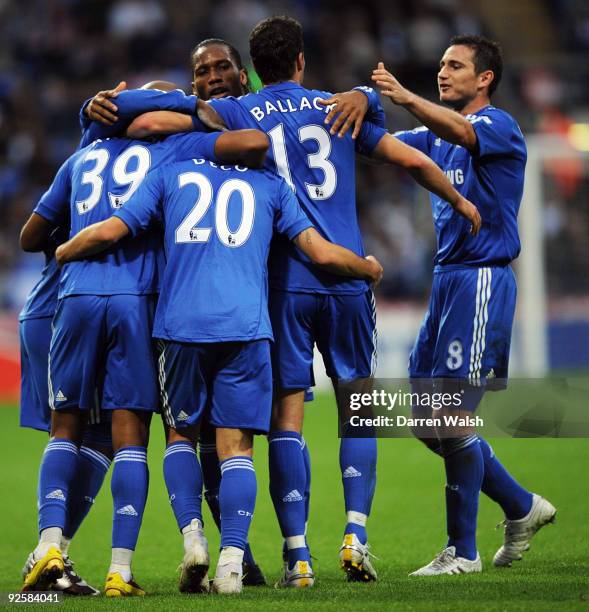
[156,338,272,433]
[49,294,158,412]
[19,316,53,432]
[269,289,377,389]
[409,266,516,386]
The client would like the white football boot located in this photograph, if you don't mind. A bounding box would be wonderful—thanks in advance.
[493,494,556,567]
[212,547,243,594]
[339,533,377,582]
[275,560,315,588]
[410,546,482,576]
[178,520,210,593]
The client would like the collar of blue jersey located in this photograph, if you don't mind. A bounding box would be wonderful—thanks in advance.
[466,104,494,119]
[262,81,302,92]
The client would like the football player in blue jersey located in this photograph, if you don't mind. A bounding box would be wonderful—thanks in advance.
[372,35,555,576]
[53,144,385,593]
[19,87,272,595]
[82,44,269,587]
[19,221,107,596]
[83,23,480,586]
[195,17,479,587]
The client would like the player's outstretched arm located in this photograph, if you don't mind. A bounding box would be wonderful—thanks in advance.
[371,62,477,150]
[214,129,269,168]
[20,213,56,252]
[55,217,130,265]
[127,101,227,138]
[293,228,383,285]
[372,135,482,236]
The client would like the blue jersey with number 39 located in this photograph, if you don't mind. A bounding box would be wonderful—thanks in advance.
[114,159,312,343]
[209,83,386,294]
[395,105,527,268]
[33,132,221,298]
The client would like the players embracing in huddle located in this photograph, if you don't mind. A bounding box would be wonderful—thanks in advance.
[18,14,554,598]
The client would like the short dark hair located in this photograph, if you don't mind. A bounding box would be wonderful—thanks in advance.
[191,38,245,72]
[449,34,503,96]
[249,16,303,84]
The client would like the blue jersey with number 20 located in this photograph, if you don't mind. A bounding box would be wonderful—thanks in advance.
[115,159,312,343]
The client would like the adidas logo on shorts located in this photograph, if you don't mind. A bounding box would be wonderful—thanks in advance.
[55,390,67,402]
[282,489,303,503]
[176,410,190,422]
[116,504,138,516]
[343,466,362,478]
[46,489,66,501]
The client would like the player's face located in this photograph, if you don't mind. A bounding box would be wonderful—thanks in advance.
[192,44,247,100]
[437,45,481,110]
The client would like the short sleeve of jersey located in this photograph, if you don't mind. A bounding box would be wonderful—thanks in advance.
[166,132,222,163]
[393,126,432,154]
[33,157,72,225]
[273,179,313,240]
[114,168,164,236]
[355,122,387,156]
[208,97,248,130]
[471,108,526,159]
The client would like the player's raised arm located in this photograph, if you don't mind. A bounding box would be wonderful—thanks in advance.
[55,217,130,265]
[372,62,477,150]
[293,228,383,285]
[371,135,482,236]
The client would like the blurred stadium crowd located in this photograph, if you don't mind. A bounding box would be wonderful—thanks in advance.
[0,0,588,309]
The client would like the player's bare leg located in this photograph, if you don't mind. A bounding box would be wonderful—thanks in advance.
[105,409,151,597]
[334,378,378,582]
[211,428,256,594]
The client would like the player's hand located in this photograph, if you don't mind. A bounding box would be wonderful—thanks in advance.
[197,101,228,132]
[371,62,413,106]
[85,81,127,125]
[55,244,68,266]
[365,255,384,286]
[317,90,369,139]
[454,197,482,236]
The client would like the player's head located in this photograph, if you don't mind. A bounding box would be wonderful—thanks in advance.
[438,34,503,110]
[249,16,305,86]
[191,38,249,100]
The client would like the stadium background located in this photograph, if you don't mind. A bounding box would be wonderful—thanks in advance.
[0,0,588,608]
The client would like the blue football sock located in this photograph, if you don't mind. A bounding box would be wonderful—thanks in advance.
[38,439,80,533]
[478,437,533,520]
[111,446,149,550]
[442,436,484,560]
[269,431,307,553]
[301,437,311,528]
[163,442,202,531]
[199,437,221,530]
[219,456,256,550]
[339,437,377,545]
[63,446,111,539]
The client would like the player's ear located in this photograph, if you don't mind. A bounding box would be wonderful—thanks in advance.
[191,80,197,95]
[296,52,305,73]
[478,69,494,93]
[239,69,248,88]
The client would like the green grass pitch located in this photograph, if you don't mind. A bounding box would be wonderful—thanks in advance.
[1,395,588,610]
